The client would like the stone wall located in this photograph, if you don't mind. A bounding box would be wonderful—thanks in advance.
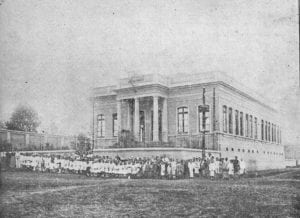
[0,129,76,151]
[219,134,285,171]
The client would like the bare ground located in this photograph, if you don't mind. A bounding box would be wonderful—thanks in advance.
[0,169,299,218]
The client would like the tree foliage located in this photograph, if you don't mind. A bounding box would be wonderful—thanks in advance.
[5,105,40,132]
[0,121,6,129]
[0,140,12,152]
[71,133,92,157]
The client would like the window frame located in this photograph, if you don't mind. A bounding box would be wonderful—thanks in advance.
[97,114,105,138]
[112,113,118,137]
[261,119,264,141]
[245,114,249,137]
[198,105,210,133]
[240,112,244,136]
[235,110,239,135]
[177,106,189,134]
[250,115,253,138]
[254,117,258,139]
[228,107,233,134]
[223,105,228,133]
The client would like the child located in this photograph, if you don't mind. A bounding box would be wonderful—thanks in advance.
[209,157,215,180]
[228,160,234,179]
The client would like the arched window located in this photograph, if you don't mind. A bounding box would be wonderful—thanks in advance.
[97,114,105,137]
[177,107,188,134]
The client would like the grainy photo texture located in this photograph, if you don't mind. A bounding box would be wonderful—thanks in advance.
[0,0,299,217]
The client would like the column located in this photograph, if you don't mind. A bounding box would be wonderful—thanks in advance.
[162,97,168,142]
[153,96,159,142]
[117,100,122,141]
[134,97,140,141]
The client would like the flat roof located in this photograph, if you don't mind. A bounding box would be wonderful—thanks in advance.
[93,71,275,111]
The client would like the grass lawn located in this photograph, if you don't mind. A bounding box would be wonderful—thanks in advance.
[0,169,299,217]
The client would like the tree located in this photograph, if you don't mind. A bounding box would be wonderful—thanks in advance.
[0,121,6,129]
[5,105,40,132]
[71,134,92,157]
[0,140,12,152]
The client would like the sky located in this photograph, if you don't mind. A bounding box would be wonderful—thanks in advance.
[0,0,299,141]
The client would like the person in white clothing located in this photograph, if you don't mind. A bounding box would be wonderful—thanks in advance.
[209,157,215,180]
[239,158,246,176]
[188,160,194,178]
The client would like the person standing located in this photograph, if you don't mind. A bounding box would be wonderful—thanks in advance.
[209,157,215,180]
[233,156,240,178]
[228,160,234,179]
[222,158,229,180]
[188,160,194,178]
[160,161,166,179]
[239,158,246,177]
[171,159,177,179]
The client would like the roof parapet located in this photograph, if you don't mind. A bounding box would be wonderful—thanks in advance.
[93,85,117,97]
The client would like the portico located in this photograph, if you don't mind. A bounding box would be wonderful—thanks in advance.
[116,95,168,143]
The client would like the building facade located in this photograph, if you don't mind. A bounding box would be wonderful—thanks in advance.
[93,72,284,170]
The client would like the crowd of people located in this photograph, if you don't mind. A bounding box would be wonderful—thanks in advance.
[14,152,247,180]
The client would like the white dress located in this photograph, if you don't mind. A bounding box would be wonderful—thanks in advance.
[188,162,194,178]
[239,161,246,174]
[209,162,215,177]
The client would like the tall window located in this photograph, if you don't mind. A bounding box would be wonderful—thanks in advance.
[265,121,268,141]
[228,107,233,134]
[223,106,227,133]
[235,110,239,135]
[250,115,253,138]
[274,124,276,142]
[240,112,244,136]
[276,125,279,143]
[245,114,249,137]
[261,120,264,140]
[278,126,280,144]
[97,114,105,137]
[112,113,118,137]
[279,127,281,144]
[271,124,274,142]
[198,106,210,132]
[254,117,258,139]
[178,107,188,134]
[268,122,271,142]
